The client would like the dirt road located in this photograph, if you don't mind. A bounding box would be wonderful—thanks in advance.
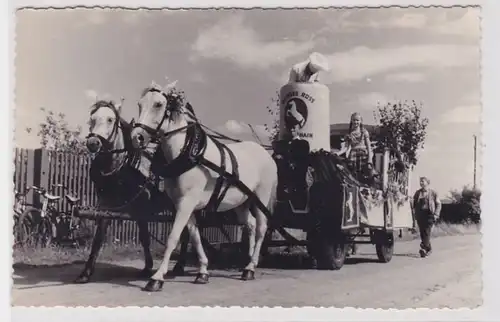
[12,234,482,308]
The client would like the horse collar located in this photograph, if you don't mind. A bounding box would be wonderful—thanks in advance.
[151,123,208,179]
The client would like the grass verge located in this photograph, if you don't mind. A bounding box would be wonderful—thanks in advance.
[12,223,480,268]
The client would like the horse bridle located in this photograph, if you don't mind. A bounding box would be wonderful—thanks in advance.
[133,88,193,143]
[86,101,127,155]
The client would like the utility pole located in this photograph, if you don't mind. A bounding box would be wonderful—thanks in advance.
[473,134,477,189]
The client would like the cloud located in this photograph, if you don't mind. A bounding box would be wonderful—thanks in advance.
[432,9,480,38]
[190,72,206,83]
[191,15,315,70]
[121,10,167,25]
[224,119,269,137]
[84,89,112,102]
[84,89,98,101]
[122,11,143,25]
[322,44,479,83]
[384,72,426,83]
[214,120,270,144]
[224,119,246,134]
[358,92,390,109]
[313,10,427,35]
[441,105,481,124]
[321,8,479,38]
[368,12,429,29]
[85,10,108,25]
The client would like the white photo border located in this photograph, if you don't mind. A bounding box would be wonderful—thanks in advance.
[3,0,499,321]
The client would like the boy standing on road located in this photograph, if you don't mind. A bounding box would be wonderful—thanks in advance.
[413,177,442,257]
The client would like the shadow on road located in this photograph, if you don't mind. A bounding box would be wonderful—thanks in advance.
[12,248,426,290]
[392,253,422,259]
[12,262,156,290]
[345,257,381,265]
[12,261,259,290]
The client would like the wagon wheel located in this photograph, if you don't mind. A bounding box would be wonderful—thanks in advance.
[308,229,347,270]
[17,207,53,248]
[375,231,394,263]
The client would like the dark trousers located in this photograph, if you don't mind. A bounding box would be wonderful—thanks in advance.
[416,210,435,252]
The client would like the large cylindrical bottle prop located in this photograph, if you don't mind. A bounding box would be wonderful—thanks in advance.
[279,83,330,151]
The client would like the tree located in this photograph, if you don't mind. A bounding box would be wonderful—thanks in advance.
[263,91,281,144]
[27,107,88,155]
[373,100,429,166]
[444,185,481,224]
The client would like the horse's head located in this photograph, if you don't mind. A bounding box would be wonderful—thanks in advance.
[131,81,188,150]
[86,99,124,154]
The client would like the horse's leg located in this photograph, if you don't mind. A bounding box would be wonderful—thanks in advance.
[74,218,110,284]
[171,227,189,276]
[144,197,197,292]
[137,219,154,278]
[185,216,210,284]
[235,206,256,265]
[241,203,268,281]
[241,181,273,281]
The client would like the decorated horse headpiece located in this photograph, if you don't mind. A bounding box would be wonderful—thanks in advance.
[133,80,197,142]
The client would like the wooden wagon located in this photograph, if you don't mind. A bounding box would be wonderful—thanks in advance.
[267,122,414,270]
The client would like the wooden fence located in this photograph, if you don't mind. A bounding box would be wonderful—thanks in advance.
[13,148,242,247]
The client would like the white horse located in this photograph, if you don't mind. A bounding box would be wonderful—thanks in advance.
[131,82,278,292]
[79,99,193,283]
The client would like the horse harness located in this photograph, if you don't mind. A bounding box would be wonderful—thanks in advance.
[134,89,270,217]
[150,122,242,214]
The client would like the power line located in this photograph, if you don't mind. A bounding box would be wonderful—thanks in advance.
[473,134,477,189]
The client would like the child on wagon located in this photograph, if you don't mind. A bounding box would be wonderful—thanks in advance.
[335,112,375,182]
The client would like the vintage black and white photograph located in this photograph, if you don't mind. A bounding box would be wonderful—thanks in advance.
[11,6,483,308]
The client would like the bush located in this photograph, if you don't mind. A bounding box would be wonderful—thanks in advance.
[373,100,429,166]
[440,186,481,224]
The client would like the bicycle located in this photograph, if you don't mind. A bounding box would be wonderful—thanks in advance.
[13,186,32,245]
[16,184,91,248]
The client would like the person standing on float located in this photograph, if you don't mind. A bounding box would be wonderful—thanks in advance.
[335,112,374,180]
[288,52,330,83]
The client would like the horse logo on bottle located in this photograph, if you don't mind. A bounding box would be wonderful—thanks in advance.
[284,97,308,131]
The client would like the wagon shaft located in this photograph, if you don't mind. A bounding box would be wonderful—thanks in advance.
[74,208,173,222]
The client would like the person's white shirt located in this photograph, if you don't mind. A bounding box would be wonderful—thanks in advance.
[288,52,330,84]
[288,61,320,83]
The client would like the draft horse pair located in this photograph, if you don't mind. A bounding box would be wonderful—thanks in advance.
[82,82,278,292]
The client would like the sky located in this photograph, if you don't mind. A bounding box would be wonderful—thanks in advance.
[14,7,482,196]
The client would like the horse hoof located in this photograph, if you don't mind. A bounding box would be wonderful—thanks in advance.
[241,269,255,281]
[193,273,209,284]
[74,274,90,284]
[143,279,164,292]
[138,268,154,279]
